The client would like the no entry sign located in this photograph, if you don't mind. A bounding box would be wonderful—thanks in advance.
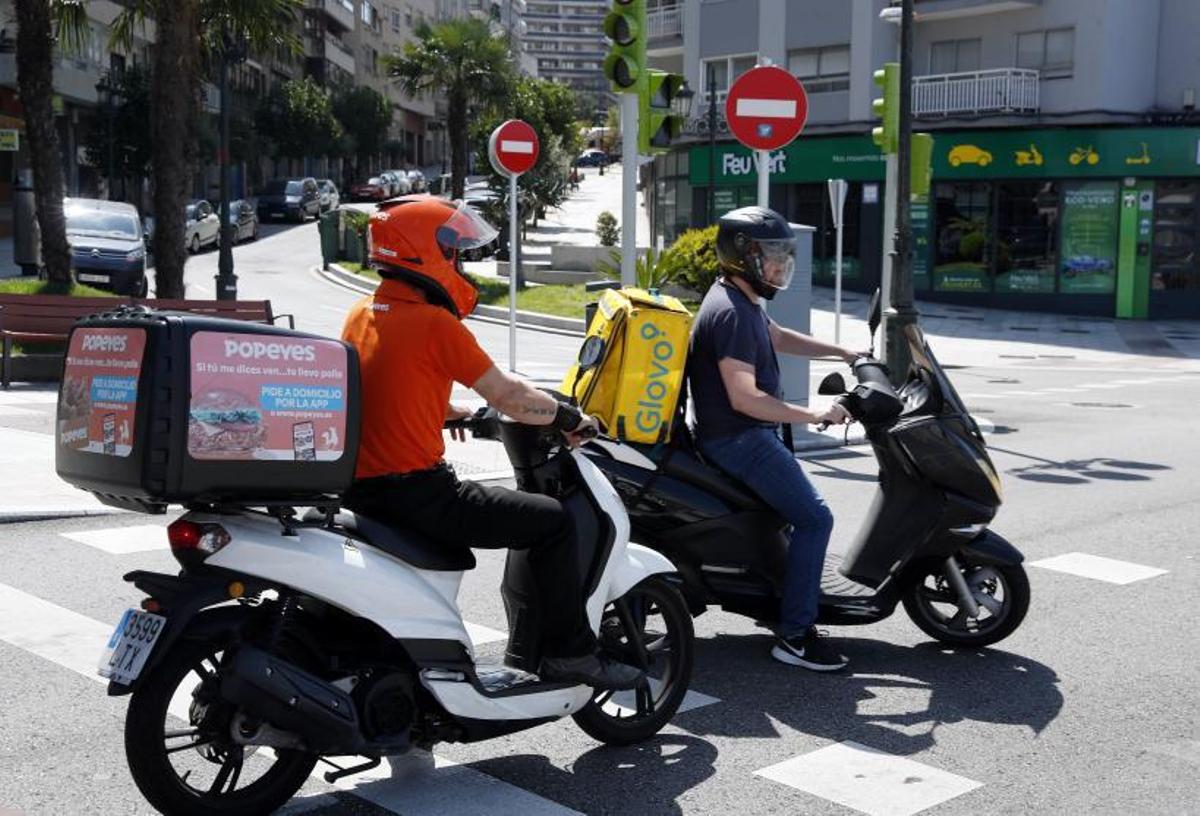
[725,65,808,151]
[488,119,540,177]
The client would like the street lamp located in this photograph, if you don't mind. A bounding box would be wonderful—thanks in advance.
[94,72,123,200]
[216,24,248,302]
[673,80,695,119]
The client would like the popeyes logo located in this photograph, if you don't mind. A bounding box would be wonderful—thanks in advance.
[223,339,318,362]
[81,333,128,353]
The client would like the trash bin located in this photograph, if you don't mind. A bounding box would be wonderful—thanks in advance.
[342,223,365,265]
[13,172,41,276]
[318,208,342,270]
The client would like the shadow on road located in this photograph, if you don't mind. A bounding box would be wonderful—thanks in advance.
[991,446,1171,485]
[677,635,1062,758]
[467,735,718,815]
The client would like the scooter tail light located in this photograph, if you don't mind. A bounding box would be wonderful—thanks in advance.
[167,519,232,556]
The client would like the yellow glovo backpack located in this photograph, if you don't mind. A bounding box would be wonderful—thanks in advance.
[560,287,693,444]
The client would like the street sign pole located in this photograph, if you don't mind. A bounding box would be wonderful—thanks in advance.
[757,150,769,208]
[827,178,848,344]
[620,91,638,287]
[488,119,540,373]
[509,171,518,371]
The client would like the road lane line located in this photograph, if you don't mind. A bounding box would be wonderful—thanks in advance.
[1029,552,1168,585]
[61,524,168,555]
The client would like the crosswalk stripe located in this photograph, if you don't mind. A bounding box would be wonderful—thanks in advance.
[61,524,168,555]
[0,583,112,684]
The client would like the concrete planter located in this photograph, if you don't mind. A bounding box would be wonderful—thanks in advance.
[8,353,64,383]
[550,244,649,273]
[495,262,596,286]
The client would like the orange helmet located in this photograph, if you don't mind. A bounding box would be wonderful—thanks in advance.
[367,195,498,318]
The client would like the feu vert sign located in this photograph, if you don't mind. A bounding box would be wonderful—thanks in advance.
[690,136,885,186]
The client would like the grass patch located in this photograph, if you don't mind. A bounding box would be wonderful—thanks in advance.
[0,278,115,298]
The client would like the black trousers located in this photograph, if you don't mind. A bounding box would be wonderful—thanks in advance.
[344,464,596,659]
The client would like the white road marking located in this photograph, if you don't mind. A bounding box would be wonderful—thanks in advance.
[610,679,720,716]
[0,404,42,416]
[0,582,112,684]
[754,740,983,816]
[1029,552,1168,585]
[998,390,1043,397]
[61,524,167,555]
[735,98,798,118]
[464,621,508,646]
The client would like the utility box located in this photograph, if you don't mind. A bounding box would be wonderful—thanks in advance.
[764,223,815,450]
[13,172,41,275]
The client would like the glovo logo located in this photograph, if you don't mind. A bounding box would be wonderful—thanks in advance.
[635,321,675,434]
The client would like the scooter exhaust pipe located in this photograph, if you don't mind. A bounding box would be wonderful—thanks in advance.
[221,646,365,755]
[942,555,981,619]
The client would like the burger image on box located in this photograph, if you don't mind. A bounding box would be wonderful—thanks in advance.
[55,306,361,513]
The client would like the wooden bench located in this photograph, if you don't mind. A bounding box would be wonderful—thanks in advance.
[0,294,291,388]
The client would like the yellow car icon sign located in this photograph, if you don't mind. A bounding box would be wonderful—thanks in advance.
[948,145,993,167]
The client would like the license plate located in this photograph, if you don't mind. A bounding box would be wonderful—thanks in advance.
[77,273,109,283]
[98,608,166,684]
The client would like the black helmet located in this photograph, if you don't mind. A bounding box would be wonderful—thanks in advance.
[715,206,796,300]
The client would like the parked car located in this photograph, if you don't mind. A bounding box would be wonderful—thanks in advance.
[256,177,321,222]
[226,199,259,243]
[317,179,340,212]
[352,176,389,202]
[63,197,148,297]
[185,199,220,254]
[576,149,609,167]
[384,170,412,196]
[405,169,427,193]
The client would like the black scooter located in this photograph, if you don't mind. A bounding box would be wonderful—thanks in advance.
[576,292,1029,648]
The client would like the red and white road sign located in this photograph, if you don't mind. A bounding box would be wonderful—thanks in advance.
[725,65,809,151]
[488,119,540,177]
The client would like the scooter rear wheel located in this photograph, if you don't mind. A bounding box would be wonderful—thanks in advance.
[573,577,694,745]
[902,560,1030,647]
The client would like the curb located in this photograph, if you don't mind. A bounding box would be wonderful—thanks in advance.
[0,507,127,525]
[319,264,586,336]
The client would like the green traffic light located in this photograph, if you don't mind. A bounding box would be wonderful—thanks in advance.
[604,0,645,94]
[640,69,685,153]
[872,63,899,154]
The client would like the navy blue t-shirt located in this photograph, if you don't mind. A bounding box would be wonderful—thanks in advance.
[687,278,781,440]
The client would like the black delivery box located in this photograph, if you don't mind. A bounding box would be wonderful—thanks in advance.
[55,307,361,512]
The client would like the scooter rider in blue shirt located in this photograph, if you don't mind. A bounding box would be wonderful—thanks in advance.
[687,206,861,671]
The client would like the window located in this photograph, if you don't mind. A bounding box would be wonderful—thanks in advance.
[787,45,850,93]
[1152,181,1200,291]
[929,38,980,74]
[994,182,1059,293]
[390,6,403,32]
[933,182,993,292]
[699,54,758,98]
[1016,28,1073,77]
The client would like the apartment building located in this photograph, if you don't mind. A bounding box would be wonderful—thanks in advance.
[649,0,1200,319]
[525,0,609,120]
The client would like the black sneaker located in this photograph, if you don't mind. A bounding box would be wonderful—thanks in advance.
[541,653,645,690]
[771,628,848,672]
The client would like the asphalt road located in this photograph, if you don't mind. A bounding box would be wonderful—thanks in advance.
[1,223,1197,815]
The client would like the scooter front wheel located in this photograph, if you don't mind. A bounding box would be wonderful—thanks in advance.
[573,577,694,745]
[902,560,1030,648]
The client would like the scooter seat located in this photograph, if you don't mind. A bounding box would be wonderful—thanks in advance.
[303,509,476,571]
[629,443,766,511]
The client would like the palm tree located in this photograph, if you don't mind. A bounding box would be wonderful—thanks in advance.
[387,18,514,200]
[112,0,301,298]
[13,0,88,291]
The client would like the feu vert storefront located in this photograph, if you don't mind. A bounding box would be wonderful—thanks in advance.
[652,126,1200,319]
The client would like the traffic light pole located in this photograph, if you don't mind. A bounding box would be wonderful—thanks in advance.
[881,0,917,383]
[620,90,638,287]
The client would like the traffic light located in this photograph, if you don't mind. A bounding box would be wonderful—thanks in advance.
[603,0,645,92]
[910,132,934,196]
[640,69,686,153]
[872,62,899,154]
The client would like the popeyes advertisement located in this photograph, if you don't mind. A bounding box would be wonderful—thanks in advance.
[188,331,349,461]
[59,328,147,457]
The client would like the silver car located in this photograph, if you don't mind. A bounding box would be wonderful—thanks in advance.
[318,180,340,212]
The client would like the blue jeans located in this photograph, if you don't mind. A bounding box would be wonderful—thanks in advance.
[698,427,834,638]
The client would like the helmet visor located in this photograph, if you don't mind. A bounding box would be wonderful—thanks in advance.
[757,238,796,291]
[437,201,500,253]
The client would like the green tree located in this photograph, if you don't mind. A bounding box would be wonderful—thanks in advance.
[83,65,153,197]
[387,17,514,200]
[14,0,89,290]
[112,0,303,297]
[332,85,394,183]
[257,78,343,163]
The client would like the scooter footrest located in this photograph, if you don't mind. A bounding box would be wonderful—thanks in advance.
[475,663,541,694]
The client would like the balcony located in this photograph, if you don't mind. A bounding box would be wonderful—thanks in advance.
[912,68,1039,117]
[312,0,355,33]
[324,34,356,75]
[913,0,1041,20]
[648,5,682,40]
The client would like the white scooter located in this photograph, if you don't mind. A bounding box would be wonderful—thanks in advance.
[99,411,695,816]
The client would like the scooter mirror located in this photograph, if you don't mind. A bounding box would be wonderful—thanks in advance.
[818,372,847,395]
[578,335,605,369]
[867,289,882,338]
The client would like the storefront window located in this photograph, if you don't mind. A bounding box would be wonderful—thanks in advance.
[933,182,992,292]
[994,181,1059,293]
[1059,181,1118,295]
[1152,181,1200,291]
[793,183,862,285]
